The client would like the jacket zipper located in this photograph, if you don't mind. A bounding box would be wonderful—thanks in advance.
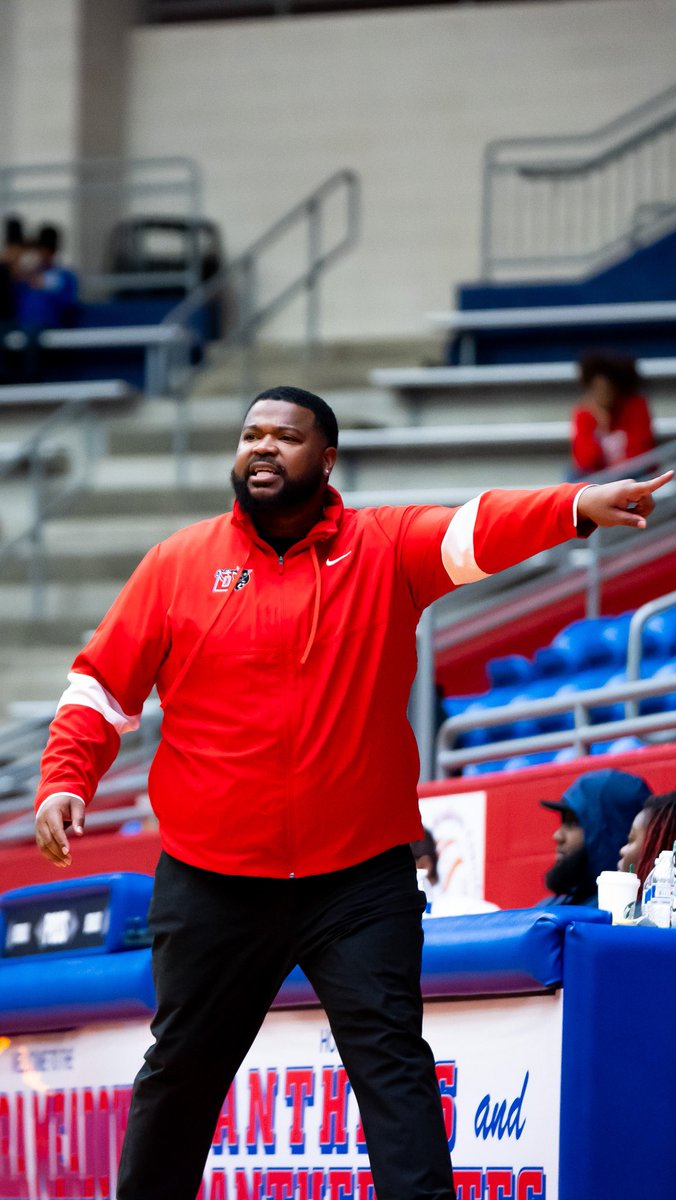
[277,552,296,877]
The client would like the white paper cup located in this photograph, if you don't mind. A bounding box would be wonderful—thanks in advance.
[596,870,640,922]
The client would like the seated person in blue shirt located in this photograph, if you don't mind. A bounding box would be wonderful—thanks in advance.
[16,223,78,329]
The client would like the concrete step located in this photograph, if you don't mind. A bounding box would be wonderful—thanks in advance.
[0,644,75,722]
[106,388,400,456]
[191,337,443,396]
[66,480,232,518]
[0,580,123,624]
[90,446,566,498]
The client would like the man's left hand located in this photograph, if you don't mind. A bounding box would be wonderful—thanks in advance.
[578,471,674,529]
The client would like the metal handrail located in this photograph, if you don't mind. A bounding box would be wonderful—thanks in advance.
[436,675,676,777]
[481,83,676,279]
[0,400,109,618]
[0,155,203,292]
[163,168,360,394]
[625,590,676,719]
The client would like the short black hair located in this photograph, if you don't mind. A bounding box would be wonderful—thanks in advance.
[4,216,24,246]
[37,224,61,255]
[578,351,642,397]
[250,385,339,448]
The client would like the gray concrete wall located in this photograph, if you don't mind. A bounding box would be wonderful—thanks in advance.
[2,0,675,336]
[126,0,676,339]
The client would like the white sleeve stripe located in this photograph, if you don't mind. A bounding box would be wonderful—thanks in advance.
[56,671,141,735]
[573,484,593,528]
[441,495,491,585]
[35,792,85,822]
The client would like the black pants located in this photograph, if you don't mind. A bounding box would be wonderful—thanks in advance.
[116,847,456,1200]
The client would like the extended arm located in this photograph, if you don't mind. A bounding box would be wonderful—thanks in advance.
[34,544,170,867]
[440,472,672,586]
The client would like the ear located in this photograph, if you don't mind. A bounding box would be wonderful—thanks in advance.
[323,447,337,476]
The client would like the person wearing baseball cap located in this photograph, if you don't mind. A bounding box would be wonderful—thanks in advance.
[539,767,652,906]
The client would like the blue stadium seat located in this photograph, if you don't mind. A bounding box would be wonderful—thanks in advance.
[643,610,676,658]
[462,758,511,776]
[485,654,535,688]
[534,617,623,678]
[502,750,558,771]
[590,736,647,756]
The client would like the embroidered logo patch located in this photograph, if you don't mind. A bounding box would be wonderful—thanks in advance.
[213,567,240,593]
[213,567,252,593]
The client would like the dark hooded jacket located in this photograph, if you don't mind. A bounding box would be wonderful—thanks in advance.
[540,768,651,906]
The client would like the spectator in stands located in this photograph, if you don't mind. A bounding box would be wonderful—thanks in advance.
[619,790,676,883]
[16,223,78,330]
[33,386,672,1200]
[0,216,24,379]
[570,351,655,477]
[539,768,652,906]
[0,216,24,315]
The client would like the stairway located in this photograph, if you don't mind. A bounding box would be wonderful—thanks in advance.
[0,339,436,719]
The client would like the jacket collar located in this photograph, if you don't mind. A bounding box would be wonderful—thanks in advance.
[231,485,344,553]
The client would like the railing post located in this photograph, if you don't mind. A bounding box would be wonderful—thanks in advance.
[411,604,437,782]
[27,450,47,621]
[585,531,601,618]
[306,197,321,349]
[239,255,259,399]
[480,148,494,280]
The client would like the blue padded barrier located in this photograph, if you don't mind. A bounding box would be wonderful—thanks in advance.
[275,908,610,1009]
[0,950,156,1033]
[417,908,609,998]
[0,886,609,1031]
[559,922,676,1200]
[0,873,154,961]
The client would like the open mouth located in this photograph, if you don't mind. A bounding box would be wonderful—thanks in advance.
[248,462,282,482]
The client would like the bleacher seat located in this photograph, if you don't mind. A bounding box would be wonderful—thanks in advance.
[441,606,676,772]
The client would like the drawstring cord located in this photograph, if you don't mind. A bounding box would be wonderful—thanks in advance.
[300,545,321,665]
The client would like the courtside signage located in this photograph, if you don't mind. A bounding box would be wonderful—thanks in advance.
[0,992,561,1199]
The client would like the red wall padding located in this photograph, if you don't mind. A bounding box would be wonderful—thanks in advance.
[420,743,676,908]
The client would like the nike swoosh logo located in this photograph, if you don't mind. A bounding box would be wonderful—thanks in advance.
[326,551,352,567]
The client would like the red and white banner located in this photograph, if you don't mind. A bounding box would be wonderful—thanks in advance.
[0,992,562,1200]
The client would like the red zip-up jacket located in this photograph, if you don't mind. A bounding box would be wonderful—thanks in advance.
[36,484,589,877]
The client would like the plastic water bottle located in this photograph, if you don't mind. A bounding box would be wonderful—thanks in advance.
[642,850,673,928]
[416,868,433,916]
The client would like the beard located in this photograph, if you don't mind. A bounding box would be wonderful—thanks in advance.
[231,463,327,515]
[544,846,591,899]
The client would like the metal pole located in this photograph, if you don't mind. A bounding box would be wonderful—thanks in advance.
[585,532,601,618]
[306,198,321,348]
[27,451,46,621]
[411,604,437,782]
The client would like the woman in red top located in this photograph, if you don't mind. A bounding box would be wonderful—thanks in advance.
[571,351,655,476]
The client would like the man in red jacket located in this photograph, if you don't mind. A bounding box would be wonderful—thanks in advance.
[34,386,671,1200]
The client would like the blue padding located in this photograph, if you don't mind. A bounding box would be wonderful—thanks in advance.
[417,907,608,997]
[276,908,609,1008]
[560,923,676,1200]
[0,872,154,958]
[0,949,155,1034]
[0,904,609,1031]
[451,228,676,364]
